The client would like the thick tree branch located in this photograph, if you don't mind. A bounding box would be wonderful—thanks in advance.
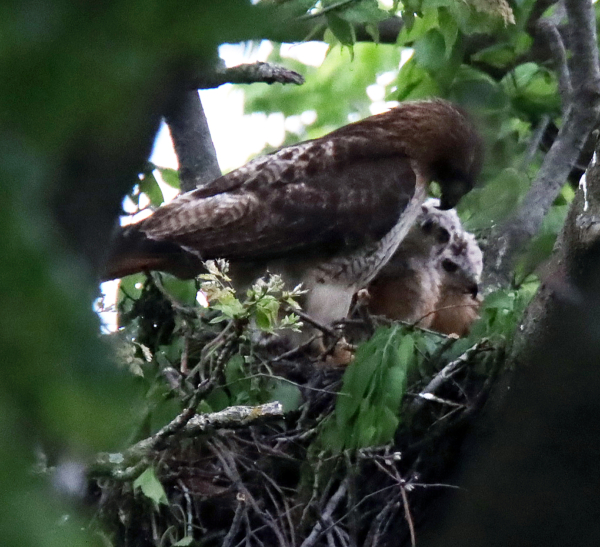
[482,0,600,288]
[263,15,403,44]
[166,62,303,193]
[421,132,600,547]
[164,91,221,192]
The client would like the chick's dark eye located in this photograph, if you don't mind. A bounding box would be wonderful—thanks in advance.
[442,259,458,273]
[437,228,450,244]
[422,220,434,233]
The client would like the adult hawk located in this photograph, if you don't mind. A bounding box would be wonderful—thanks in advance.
[103,99,483,330]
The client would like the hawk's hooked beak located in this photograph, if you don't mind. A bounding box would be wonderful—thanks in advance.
[439,178,472,210]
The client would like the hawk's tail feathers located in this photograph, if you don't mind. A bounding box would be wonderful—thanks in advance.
[100,226,203,281]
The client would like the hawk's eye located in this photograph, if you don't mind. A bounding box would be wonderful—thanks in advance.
[437,228,450,244]
[422,219,434,233]
[442,259,458,273]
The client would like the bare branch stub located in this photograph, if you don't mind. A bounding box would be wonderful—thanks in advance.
[192,61,305,89]
[483,0,600,288]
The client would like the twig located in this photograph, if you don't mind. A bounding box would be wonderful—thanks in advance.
[399,481,416,547]
[192,62,304,89]
[90,403,283,480]
[211,439,289,547]
[177,479,194,539]
[412,302,480,327]
[364,496,399,547]
[536,17,571,105]
[520,115,551,170]
[300,480,348,547]
[294,309,338,338]
[271,334,319,362]
[410,340,490,413]
[222,501,246,547]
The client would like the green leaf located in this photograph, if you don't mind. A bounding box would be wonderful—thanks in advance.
[172,537,194,546]
[332,326,413,450]
[133,467,168,507]
[158,167,181,190]
[461,168,529,231]
[212,292,245,318]
[139,172,164,207]
[225,354,245,385]
[160,276,198,306]
[413,29,448,74]
[254,295,280,332]
[339,0,389,24]
[502,63,560,116]
[269,380,302,412]
[327,13,356,46]
[449,65,508,111]
[397,8,439,45]
[394,58,441,101]
[471,43,517,68]
[437,7,459,53]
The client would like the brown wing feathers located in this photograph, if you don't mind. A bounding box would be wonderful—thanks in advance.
[102,99,482,282]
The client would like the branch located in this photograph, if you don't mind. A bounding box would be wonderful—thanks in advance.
[300,479,349,547]
[536,16,571,105]
[483,0,600,288]
[166,62,304,193]
[192,61,305,89]
[262,15,403,44]
[90,402,283,480]
[409,340,491,414]
[164,91,221,192]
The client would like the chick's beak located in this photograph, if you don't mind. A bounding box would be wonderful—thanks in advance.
[468,283,479,298]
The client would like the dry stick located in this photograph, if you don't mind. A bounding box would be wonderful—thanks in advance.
[271,334,319,362]
[294,308,338,338]
[212,439,289,547]
[91,403,283,480]
[399,482,416,547]
[177,479,194,539]
[300,480,349,547]
[412,301,480,328]
[369,459,417,546]
[409,340,490,413]
[259,471,297,547]
[364,496,400,547]
[222,501,246,547]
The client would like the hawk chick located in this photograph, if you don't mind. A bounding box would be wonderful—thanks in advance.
[366,199,462,327]
[430,230,483,336]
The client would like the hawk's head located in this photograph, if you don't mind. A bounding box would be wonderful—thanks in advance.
[419,101,484,210]
[350,99,484,210]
